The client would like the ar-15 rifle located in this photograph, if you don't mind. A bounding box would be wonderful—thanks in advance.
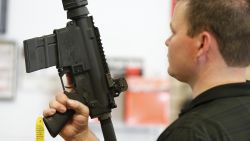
[23,0,127,141]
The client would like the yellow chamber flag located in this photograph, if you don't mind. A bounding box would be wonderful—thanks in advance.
[36,116,44,141]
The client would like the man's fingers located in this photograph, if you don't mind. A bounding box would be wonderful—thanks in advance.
[66,99,89,117]
[55,92,68,105]
[43,108,56,117]
[44,92,89,119]
[49,98,67,113]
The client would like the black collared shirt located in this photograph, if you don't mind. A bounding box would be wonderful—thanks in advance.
[157,82,250,141]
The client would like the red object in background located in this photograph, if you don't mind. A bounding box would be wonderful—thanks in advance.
[125,67,142,77]
[171,0,176,16]
[125,77,170,125]
[125,91,170,125]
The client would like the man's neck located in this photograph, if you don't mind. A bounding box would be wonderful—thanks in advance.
[190,67,246,98]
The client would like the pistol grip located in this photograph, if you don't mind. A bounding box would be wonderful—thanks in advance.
[43,90,80,137]
[43,109,75,137]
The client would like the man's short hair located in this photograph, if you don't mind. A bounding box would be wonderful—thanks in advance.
[178,0,250,67]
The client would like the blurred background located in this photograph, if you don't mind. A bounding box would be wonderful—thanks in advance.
[0,0,194,140]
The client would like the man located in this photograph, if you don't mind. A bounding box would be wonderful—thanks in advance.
[43,0,250,140]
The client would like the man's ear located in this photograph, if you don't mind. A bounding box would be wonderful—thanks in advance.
[196,31,212,57]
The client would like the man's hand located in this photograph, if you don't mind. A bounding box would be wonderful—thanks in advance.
[43,92,99,141]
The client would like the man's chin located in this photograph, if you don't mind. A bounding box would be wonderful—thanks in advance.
[168,69,176,79]
[168,69,186,83]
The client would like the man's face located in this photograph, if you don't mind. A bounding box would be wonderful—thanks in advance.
[165,1,199,83]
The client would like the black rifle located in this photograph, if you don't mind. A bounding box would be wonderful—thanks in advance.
[23,0,127,141]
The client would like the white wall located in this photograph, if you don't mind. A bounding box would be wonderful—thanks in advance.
[0,0,171,140]
[7,0,171,77]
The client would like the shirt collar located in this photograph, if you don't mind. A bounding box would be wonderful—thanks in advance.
[179,81,250,116]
